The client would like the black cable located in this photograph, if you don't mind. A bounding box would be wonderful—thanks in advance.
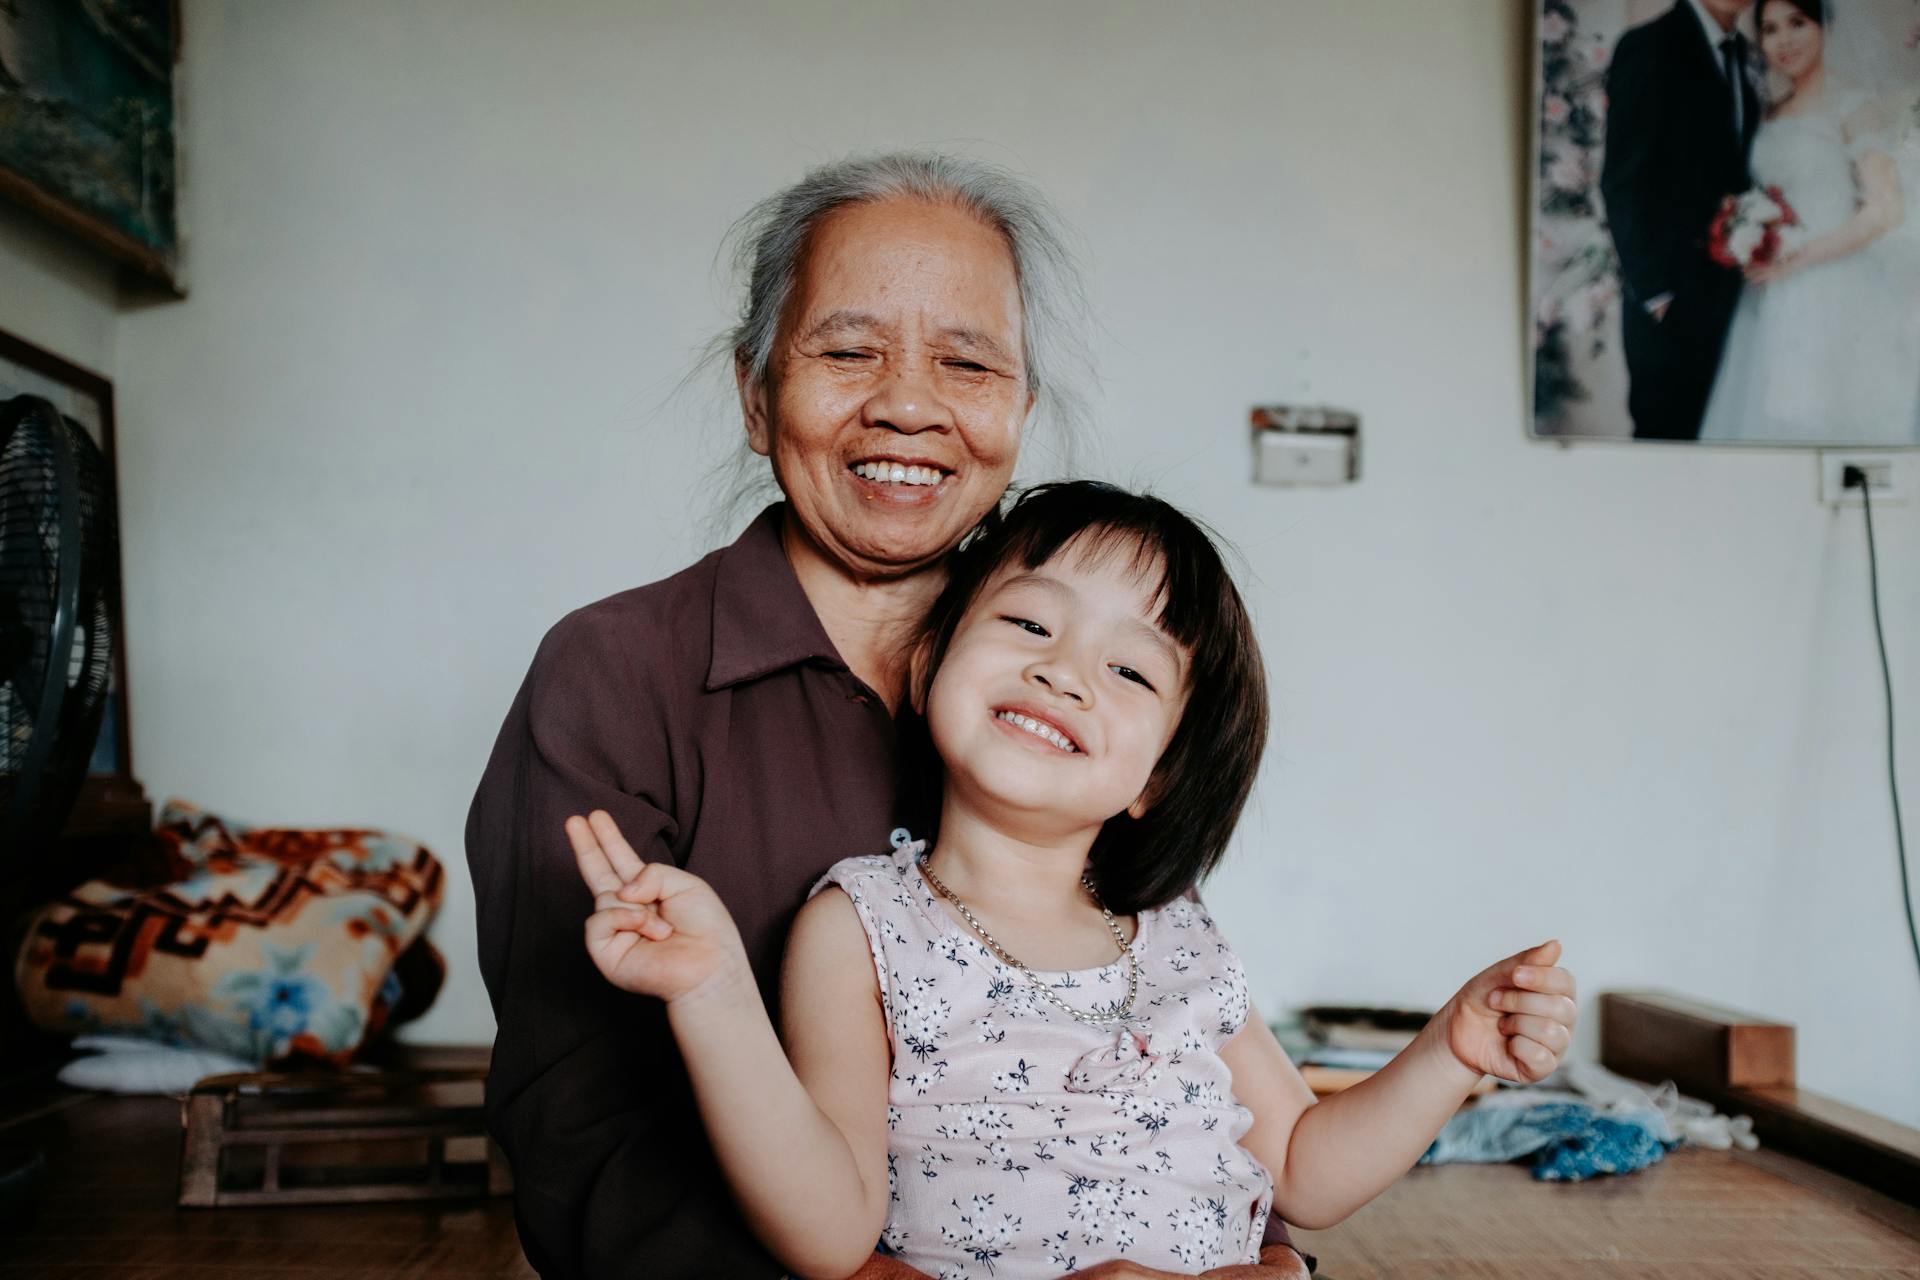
[1847,466,1918,990]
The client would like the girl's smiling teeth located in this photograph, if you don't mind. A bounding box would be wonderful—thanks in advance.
[852,460,946,487]
[995,709,1078,753]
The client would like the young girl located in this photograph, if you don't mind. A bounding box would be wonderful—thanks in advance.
[567,482,1577,1280]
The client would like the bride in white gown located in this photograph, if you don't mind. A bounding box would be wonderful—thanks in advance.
[1699,0,1920,445]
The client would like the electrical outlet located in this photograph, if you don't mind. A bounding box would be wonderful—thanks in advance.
[1819,452,1907,506]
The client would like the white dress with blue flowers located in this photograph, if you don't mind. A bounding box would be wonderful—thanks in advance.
[813,841,1273,1279]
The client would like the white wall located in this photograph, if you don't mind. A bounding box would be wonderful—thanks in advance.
[19,0,1915,1129]
[0,198,118,381]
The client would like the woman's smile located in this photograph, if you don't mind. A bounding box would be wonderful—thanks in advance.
[847,456,953,503]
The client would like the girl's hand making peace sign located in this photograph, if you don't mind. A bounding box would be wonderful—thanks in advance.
[566,809,750,1006]
[1436,940,1577,1084]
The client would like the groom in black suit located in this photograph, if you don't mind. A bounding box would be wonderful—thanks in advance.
[1600,0,1761,440]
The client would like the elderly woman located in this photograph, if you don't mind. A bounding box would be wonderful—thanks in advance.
[468,153,1310,1280]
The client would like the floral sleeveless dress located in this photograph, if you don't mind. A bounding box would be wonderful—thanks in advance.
[813,838,1272,1280]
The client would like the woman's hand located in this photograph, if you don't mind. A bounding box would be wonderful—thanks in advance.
[1746,247,1806,285]
[845,1252,936,1279]
[1064,1250,1311,1280]
[567,809,749,1005]
[1433,940,1577,1084]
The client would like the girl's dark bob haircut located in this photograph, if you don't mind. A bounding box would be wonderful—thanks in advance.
[898,480,1269,914]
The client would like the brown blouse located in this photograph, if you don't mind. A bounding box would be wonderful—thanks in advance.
[468,504,906,1277]
[467,503,1305,1278]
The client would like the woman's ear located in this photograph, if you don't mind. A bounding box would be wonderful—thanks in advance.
[737,351,772,456]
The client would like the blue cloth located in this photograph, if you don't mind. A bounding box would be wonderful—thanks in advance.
[1419,1101,1671,1182]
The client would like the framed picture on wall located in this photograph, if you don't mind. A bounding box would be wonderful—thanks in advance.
[1529,0,1920,447]
[0,0,183,293]
[0,325,146,837]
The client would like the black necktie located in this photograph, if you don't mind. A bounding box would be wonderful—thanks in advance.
[1722,36,1744,140]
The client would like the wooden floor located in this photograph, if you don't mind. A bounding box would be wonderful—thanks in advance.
[1,1090,535,1278]
[2,1086,1916,1278]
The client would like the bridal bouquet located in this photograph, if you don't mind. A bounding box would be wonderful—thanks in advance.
[1708,186,1804,271]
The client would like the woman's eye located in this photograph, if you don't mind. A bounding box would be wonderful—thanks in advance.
[1110,664,1156,691]
[944,359,989,373]
[826,349,874,361]
[1002,616,1049,637]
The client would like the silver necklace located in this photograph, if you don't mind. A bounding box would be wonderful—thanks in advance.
[918,857,1139,1027]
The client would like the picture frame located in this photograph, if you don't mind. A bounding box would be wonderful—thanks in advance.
[0,325,147,837]
[1528,0,1920,448]
[0,0,184,294]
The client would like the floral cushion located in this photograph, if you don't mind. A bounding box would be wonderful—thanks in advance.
[12,799,444,1065]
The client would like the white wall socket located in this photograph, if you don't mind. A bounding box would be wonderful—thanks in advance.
[1819,452,1907,506]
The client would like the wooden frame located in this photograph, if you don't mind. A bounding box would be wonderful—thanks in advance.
[1527,0,1920,447]
[0,0,185,294]
[0,325,147,837]
[180,1065,512,1208]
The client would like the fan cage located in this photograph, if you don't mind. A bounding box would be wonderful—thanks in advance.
[1,395,119,855]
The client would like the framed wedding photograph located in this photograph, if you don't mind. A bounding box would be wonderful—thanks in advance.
[1528,0,1920,447]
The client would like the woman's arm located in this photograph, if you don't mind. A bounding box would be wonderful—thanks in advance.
[470,611,784,1278]
[574,815,892,1280]
[1754,113,1904,282]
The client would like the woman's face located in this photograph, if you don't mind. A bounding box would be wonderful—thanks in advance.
[743,197,1033,580]
[1759,2,1823,82]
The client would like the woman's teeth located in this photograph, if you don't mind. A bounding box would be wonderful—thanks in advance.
[997,710,1076,753]
[854,461,944,487]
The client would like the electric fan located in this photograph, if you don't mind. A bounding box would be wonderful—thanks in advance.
[0,393,120,1227]
[1,393,120,861]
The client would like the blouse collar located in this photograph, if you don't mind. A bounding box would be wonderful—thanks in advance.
[706,503,848,690]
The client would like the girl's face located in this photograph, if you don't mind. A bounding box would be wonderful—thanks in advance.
[925,538,1191,841]
[1759,2,1823,82]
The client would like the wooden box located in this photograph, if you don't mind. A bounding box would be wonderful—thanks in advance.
[178,1066,511,1208]
[1598,990,1795,1096]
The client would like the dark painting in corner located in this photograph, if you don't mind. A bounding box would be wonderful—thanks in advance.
[0,0,180,293]
[1530,0,1920,448]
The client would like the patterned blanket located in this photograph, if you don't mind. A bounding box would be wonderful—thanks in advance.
[12,799,443,1065]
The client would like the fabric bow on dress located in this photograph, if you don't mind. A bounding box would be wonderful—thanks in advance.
[1066,1026,1164,1094]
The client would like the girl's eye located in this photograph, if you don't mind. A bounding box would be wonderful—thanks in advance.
[1002,616,1049,637]
[1110,664,1156,691]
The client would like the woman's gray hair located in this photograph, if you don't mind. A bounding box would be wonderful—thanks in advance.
[703,151,1093,529]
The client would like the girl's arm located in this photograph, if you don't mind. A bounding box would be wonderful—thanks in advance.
[1753,109,1904,282]
[570,814,891,1280]
[1223,1005,1478,1230]
[1223,942,1575,1230]
[670,887,892,1279]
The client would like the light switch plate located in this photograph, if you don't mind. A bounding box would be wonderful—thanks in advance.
[1250,405,1360,487]
[1254,431,1352,485]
